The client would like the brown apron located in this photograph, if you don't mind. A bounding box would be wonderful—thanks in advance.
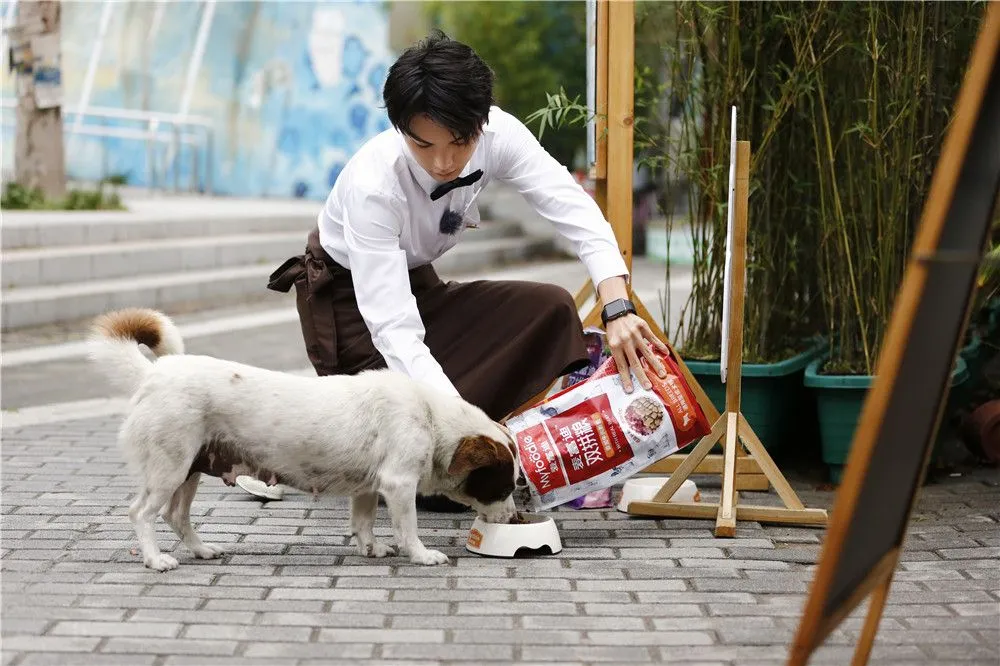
[268,228,590,421]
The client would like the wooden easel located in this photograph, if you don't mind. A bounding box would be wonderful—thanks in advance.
[626,140,828,536]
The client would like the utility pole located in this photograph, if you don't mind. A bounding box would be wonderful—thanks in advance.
[11,0,65,198]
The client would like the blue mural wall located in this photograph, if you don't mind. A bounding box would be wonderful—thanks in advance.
[0,0,395,200]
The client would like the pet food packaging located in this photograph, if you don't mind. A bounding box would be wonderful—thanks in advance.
[507,345,710,511]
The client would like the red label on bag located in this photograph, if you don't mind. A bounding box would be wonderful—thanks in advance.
[543,394,634,484]
[517,424,567,494]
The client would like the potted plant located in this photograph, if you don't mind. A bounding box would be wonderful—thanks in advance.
[795,2,982,482]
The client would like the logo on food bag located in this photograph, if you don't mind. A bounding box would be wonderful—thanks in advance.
[546,395,634,485]
[516,424,568,494]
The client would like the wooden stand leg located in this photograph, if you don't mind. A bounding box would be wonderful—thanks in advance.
[851,575,893,666]
[715,412,740,537]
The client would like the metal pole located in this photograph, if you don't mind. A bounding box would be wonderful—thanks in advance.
[71,0,115,137]
[178,0,216,122]
[586,0,597,171]
[168,0,215,184]
[172,124,180,192]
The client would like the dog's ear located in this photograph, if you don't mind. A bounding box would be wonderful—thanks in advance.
[448,436,507,477]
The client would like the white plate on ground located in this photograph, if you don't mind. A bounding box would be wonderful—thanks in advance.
[617,476,700,513]
[466,512,562,558]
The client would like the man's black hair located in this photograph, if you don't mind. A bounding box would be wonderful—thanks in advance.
[383,30,495,143]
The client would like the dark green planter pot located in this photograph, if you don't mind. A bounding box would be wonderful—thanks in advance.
[960,334,984,383]
[805,356,969,484]
[682,340,826,458]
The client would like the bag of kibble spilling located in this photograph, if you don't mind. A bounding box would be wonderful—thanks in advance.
[506,344,711,511]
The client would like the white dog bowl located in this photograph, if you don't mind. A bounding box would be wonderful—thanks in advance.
[617,476,700,513]
[466,513,562,558]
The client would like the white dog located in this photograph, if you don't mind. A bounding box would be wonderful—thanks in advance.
[88,308,520,570]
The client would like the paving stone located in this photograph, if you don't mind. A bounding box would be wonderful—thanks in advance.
[244,642,376,659]
[18,656,157,666]
[258,611,386,628]
[381,644,515,661]
[522,645,653,662]
[49,621,181,638]
[100,637,238,655]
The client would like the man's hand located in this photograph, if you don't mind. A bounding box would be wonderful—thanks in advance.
[597,276,671,393]
[605,313,670,393]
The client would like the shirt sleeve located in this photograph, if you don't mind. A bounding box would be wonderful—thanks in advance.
[330,189,460,397]
[493,110,630,288]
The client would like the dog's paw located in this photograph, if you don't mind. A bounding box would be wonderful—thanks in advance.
[410,548,449,566]
[145,553,179,572]
[358,541,397,558]
[191,543,225,560]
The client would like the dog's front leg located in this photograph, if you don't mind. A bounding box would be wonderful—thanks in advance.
[350,492,396,558]
[380,477,448,566]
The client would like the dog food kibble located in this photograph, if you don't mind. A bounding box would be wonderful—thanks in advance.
[624,397,665,436]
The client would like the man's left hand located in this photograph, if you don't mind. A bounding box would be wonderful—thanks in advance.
[605,313,670,393]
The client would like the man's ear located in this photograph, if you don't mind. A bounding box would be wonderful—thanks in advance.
[448,436,505,477]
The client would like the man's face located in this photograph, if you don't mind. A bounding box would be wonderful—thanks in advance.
[403,114,479,183]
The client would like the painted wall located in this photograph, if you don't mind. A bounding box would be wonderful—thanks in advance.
[1,0,396,200]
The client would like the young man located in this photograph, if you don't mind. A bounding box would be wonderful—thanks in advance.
[252,31,668,507]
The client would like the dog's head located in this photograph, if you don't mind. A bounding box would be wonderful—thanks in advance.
[445,429,524,523]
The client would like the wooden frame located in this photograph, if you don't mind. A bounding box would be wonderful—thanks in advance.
[788,5,1000,664]
[626,141,827,535]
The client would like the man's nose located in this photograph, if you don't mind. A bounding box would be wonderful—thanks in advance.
[433,149,455,173]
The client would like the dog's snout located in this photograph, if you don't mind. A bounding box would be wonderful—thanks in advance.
[516,474,527,488]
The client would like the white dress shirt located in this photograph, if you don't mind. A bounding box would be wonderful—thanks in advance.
[317,106,629,397]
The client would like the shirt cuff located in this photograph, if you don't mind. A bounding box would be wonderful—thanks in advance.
[585,250,631,290]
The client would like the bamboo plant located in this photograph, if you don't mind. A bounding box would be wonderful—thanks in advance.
[529,0,982,373]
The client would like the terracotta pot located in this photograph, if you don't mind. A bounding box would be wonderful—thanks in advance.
[962,399,1000,463]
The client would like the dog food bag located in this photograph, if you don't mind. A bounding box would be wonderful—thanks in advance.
[507,347,710,511]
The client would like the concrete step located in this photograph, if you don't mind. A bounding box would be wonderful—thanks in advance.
[1,235,558,331]
[3,221,527,289]
[2,232,304,289]
[1,202,318,250]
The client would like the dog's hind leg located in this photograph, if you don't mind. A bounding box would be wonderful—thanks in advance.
[380,474,448,566]
[350,492,396,558]
[162,472,224,560]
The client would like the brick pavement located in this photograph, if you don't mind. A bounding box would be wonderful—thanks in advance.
[1,416,998,665]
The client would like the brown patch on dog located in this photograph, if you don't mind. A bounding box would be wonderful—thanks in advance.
[449,436,516,505]
[231,373,242,383]
[93,308,162,351]
[448,436,506,476]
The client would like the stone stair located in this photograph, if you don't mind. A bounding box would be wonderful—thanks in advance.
[1,194,557,331]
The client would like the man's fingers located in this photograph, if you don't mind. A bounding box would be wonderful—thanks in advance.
[639,321,671,353]
[625,343,651,390]
[612,348,633,393]
[639,340,667,378]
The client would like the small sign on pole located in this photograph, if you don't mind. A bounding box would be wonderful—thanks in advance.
[721,106,737,384]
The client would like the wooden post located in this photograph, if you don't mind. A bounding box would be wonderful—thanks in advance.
[605,0,634,273]
[12,0,66,199]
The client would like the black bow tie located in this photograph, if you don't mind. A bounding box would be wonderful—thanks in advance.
[429,169,483,201]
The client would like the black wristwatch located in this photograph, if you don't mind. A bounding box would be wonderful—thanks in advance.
[601,298,637,326]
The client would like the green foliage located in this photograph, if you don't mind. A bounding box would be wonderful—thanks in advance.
[529,0,983,374]
[425,1,587,167]
[2,181,125,211]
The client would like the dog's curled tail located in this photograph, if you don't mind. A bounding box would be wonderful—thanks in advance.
[88,308,184,395]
